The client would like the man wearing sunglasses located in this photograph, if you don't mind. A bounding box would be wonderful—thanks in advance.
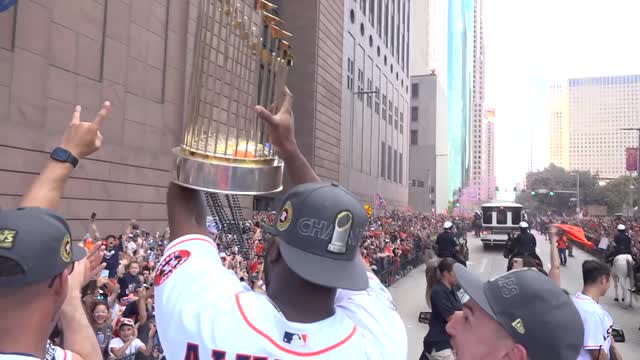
[0,102,111,360]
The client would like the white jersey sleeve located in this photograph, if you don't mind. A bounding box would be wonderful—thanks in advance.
[335,272,407,360]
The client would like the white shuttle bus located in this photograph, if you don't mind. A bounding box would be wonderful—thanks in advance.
[480,201,525,248]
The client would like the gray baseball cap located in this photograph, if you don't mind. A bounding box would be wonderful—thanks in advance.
[454,264,583,360]
[0,207,86,288]
[261,182,369,291]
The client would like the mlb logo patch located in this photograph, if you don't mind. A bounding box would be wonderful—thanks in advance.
[283,331,307,346]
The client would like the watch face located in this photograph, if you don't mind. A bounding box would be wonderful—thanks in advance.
[52,147,69,160]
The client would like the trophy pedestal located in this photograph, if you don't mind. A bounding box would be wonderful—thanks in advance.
[172,147,284,195]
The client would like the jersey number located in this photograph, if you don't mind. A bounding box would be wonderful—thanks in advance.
[184,343,271,360]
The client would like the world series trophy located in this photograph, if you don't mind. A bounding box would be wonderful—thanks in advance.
[173,0,293,194]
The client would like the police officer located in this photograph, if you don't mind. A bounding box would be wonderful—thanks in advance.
[436,222,466,267]
[508,221,537,258]
[607,224,632,264]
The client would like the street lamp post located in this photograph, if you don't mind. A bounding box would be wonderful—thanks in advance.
[620,127,640,214]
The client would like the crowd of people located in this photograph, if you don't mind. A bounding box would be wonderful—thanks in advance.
[68,208,447,359]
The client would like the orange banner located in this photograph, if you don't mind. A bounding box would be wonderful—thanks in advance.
[553,224,595,250]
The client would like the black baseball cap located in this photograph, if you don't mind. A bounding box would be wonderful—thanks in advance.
[0,207,86,288]
[261,182,369,291]
[454,264,583,360]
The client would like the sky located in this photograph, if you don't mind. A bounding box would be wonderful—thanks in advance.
[483,0,640,198]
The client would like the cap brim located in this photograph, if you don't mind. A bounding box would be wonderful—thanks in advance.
[260,222,279,235]
[453,263,497,319]
[278,238,369,291]
[71,241,87,262]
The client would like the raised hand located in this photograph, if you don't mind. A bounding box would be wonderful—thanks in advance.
[61,101,111,159]
[255,87,295,154]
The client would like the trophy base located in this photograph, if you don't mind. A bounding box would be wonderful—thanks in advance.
[172,147,284,195]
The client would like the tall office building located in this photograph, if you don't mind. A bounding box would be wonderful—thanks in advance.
[485,108,496,200]
[447,0,474,198]
[249,0,411,208]
[469,0,487,202]
[0,0,410,238]
[409,0,449,212]
[548,75,640,178]
[548,83,569,169]
[409,74,448,212]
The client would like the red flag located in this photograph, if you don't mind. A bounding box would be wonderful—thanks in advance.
[553,224,595,250]
[626,148,638,172]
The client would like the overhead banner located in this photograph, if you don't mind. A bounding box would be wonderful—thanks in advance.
[625,147,638,172]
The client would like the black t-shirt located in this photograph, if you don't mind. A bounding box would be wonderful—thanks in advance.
[102,249,120,279]
[435,231,457,258]
[118,273,142,299]
[614,232,632,253]
[424,281,463,353]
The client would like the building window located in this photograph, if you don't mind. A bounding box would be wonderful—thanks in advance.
[399,152,403,184]
[399,111,404,134]
[411,130,418,145]
[374,86,380,114]
[377,0,382,36]
[393,149,398,182]
[387,144,392,180]
[346,58,354,90]
[356,68,364,100]
[411,179,416,187]
[430,186,435,194]
[417,180,425,188]
[388,100,393,125]
[411,83,419,98]
[380,141,386,178]
[369,0,375,25]
[411,106,419,122]
[366,79,373,107]
[381,94,387,121]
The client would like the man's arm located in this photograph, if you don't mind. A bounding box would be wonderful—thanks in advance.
[547,227,561,286]
[20,102,110,209]
[586,347,609,360]
[255,88,320,185]
[168,89,318,241]
[610,338,623,360]
[60,245,106,360]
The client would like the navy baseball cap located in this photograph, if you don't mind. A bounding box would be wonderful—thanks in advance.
[454,265,583,360]
[0,207,86,288]
[262,182,369,291]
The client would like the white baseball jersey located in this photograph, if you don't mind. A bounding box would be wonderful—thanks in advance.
[572,292,613,360]
[154,234,407,360]
[0,342,72,360]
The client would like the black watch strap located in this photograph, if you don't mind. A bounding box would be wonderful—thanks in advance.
[50,147,79,168]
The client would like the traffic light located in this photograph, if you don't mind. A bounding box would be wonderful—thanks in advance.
[549,191,555,196]
[530,191,536,196]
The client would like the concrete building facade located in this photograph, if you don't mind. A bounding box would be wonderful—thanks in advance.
[485,108,496,199]
[409,0,449,212]
[548,83,569,169]
[469,0,487,202]
[549,75,640,178]
[0,0,411,238]
[335,0,410,208]
[408,74,448,212]
[0,0,191,237]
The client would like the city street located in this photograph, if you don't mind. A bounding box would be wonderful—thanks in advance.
[390,232,640,359]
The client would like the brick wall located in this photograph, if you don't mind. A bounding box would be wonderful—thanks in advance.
[0,0,189,238]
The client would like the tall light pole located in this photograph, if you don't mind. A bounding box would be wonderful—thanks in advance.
[620,127,640,214]
[620,127,640,178]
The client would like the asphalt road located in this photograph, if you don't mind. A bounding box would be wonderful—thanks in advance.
[389,231,640,359]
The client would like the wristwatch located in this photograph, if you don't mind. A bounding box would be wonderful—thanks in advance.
[50,147,79,168]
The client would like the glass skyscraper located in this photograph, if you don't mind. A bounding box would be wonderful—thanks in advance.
[447,0,474,198]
